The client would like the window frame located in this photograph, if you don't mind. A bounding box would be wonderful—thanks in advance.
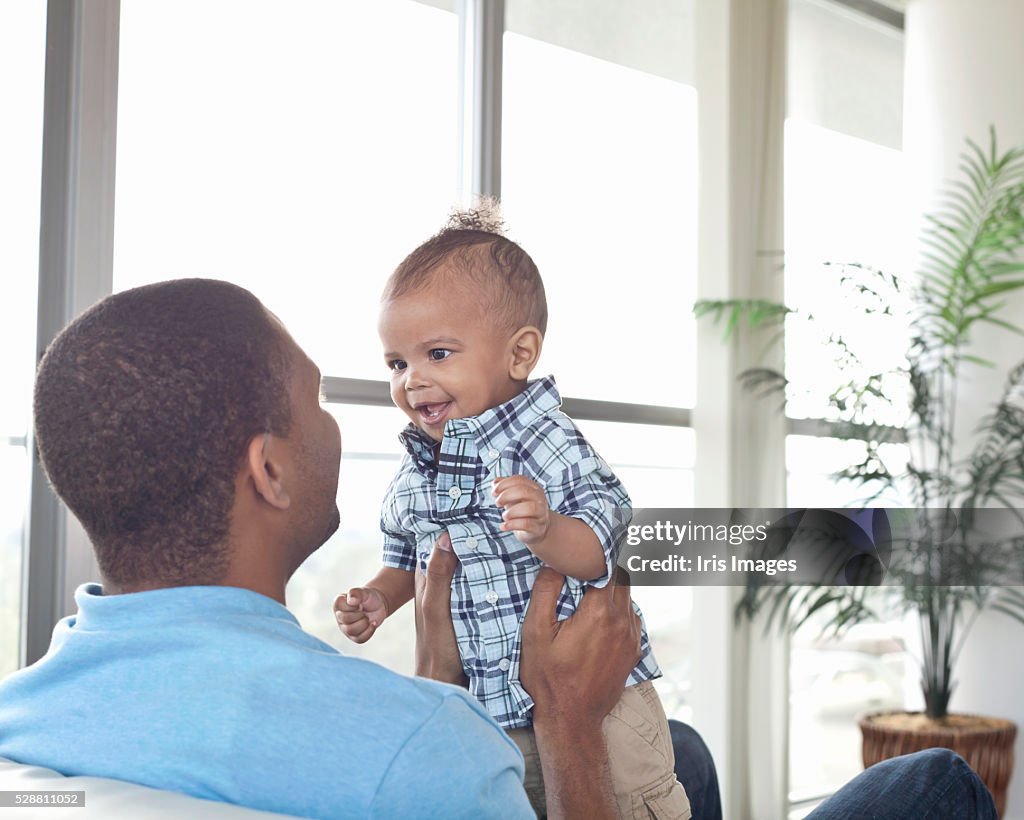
[24,0,695,657]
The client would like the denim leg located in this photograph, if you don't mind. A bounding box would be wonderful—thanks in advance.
[668,719,723,820]
[805,749,998,820]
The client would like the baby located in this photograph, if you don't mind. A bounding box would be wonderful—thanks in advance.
[334,206,689,818]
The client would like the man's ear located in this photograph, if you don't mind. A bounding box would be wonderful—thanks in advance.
[246,433,291,510]
[507,326,543,380]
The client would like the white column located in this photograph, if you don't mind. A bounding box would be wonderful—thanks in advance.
[904,2,1024,817]
[693,0,789,816]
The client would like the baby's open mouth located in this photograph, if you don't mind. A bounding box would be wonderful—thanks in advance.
[416,401,452,424]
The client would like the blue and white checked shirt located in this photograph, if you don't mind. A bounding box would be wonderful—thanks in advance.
[381,375,660,729]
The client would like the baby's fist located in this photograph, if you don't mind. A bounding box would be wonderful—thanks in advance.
[333,587,388,644]
[492,475,551,546]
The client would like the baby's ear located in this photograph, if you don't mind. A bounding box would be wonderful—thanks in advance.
[508,326,543,380]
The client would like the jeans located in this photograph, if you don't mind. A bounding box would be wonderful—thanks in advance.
[669,720,723,820]
[804,748,998,820]
[668,720,998,820]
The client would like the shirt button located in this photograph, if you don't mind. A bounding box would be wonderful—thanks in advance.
[498,658,511,672]
[487,448,500,460]
[465,536,478,550]
[484,589,499,605]
[448,486,462,500]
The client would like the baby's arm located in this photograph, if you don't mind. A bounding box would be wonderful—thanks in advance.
[492,476,606,581]
[333,566,414,644]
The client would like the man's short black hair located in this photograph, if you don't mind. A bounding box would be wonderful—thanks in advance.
[33,279,292,587]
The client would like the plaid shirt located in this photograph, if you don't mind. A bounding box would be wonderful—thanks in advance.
[381,375,660,729]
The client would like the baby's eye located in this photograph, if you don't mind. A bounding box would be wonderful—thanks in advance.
[428,349,452,361]
[388,359,408,372]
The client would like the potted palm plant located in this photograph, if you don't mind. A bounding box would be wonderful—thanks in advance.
[695,130,1024,816]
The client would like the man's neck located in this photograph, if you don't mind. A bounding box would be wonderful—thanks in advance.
[101,572,287,606]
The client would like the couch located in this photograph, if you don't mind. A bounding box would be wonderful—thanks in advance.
[0,757,298,819]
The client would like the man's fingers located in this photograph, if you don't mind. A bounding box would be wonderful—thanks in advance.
[610,564,631,591]
[523,566,565,637]
[423,532,458,580]
[421,531,459,624]
[585,566,642,663]
[574,566,636,632]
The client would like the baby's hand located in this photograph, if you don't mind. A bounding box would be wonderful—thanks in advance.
[333,587,389,644]
[492,475,551,547]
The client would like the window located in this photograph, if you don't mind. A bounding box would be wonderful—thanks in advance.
[503,0,697,717]
[0,2,46,676]
[784,0,909,809]
[575,419,696,719]
[114,0,458,670]
[786,436,910,808]
[114,0,459,380]
[502,0,697,408]
[112,0,698,697]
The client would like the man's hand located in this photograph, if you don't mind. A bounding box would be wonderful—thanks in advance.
[521,565,642,730]
[414,532,468,686]
[492,475,551,546]
[333,587,389,644]
[521,566,641,819]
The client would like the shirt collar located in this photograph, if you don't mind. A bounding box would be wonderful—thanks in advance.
[397,375,562,464]
[69,582,299,631]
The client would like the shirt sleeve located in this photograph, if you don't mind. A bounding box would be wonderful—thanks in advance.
[548,449,632,589]
[369,693,533,820]
[381,482,417,573]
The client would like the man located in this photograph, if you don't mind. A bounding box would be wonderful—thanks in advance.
[0,279,998,820]
[0,279,635,818]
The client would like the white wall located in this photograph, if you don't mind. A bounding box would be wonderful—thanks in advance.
[904,1,1024,816]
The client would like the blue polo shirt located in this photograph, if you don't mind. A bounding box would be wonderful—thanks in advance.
[0,584,531,819]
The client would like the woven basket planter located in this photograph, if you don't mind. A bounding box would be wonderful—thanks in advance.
[860,711,1017,817]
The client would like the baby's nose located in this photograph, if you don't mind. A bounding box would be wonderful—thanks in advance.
[404,363,430,389]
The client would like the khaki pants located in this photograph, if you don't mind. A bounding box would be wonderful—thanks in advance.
[507,681,691,820]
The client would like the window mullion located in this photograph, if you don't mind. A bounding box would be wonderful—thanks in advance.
[456,0,504,201]
[26,0,119,666]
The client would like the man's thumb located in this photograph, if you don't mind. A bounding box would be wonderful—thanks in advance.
[529,566,564,610]
[425,532,457,580]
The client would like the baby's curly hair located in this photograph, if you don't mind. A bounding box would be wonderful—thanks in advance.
[33,279,292,587]
[383,198,547,334]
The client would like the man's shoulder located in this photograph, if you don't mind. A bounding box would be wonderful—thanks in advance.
[0,606,513,818]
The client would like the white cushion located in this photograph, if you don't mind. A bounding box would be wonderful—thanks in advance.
[0,757,301,819]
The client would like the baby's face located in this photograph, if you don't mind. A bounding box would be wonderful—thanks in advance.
[379,276,524,441]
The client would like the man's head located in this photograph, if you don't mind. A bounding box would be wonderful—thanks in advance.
[378,204,546,440]
[33,278,341,592]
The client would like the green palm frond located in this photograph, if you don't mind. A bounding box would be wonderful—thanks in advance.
[692,299,792,343]
[916,129,1024,363]
[696,129,1024,718]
